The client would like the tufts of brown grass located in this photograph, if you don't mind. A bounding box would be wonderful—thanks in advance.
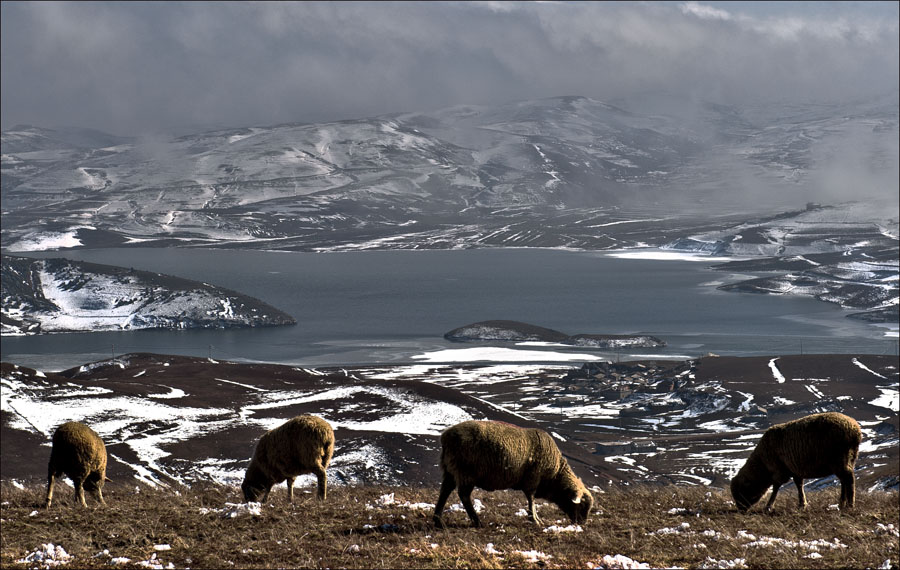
[1,482,897,569]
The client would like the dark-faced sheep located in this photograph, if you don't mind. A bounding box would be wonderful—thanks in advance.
[433,420,593,528]
[731,411,861,512]
[241,415,334,503]
[44,421,109,508]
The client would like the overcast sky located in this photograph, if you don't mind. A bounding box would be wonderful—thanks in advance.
[2,1,898,136]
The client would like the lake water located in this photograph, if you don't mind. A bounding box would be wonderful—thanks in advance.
[2,248,894,371]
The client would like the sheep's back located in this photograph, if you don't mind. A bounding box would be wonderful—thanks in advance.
[763,412,861,478]
[441,420,563,490]
[50,422,107,477]
[254,416,334,478]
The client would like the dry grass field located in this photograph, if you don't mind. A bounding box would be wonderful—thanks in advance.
[1,482,897,569]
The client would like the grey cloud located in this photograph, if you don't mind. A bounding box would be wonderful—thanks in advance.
[1,1,897,135]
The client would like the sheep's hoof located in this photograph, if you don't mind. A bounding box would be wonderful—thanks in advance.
[433,516,446,529]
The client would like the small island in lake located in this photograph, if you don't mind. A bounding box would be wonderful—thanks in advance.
[1,255,296,336]
[444,320,666,348]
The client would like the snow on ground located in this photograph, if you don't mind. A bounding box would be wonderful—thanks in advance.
[8,229,87,252]
[1,373,472,487]
[605,249,737,262]
[411,346,605,363]
[239,385,473,436]
[355,364,565,385]
[588,554,652,569]
[869,386,900,412]
[853,358,889,380]
[147,386,187,399]
[768,358,786,383]
[530,400,621,418]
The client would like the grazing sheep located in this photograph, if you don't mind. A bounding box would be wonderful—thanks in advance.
[433,420,593,528]
[731,412,862,512]
[241,415,334,503]
[44,422,109,508]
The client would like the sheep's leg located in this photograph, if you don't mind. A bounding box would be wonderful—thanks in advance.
[764,482,782,513]
[73,478,88,508]
[44,471,57,508]
[314,463,328,500]
[432,472,456,529]
[458,483,481,528]
[86,473,106,506]
[92,477,107,506]
[837,468,855,510]
[793,476,807,510]
[286,477,296,502]
[524,491,543,525]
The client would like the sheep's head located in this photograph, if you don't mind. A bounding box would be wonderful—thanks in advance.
[241,479,267,503]
[730,472,767,512]
[555,484,593,524]
[83,473,105,492]
[571,488,593,523]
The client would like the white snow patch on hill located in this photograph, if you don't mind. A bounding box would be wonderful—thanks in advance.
[9,230,86,252]
[412,347,605,363]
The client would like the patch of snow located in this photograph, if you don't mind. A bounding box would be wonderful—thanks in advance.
[543,524,583,533]
[214,377,267,392]
[147,386,187,399]
[514,550,553,564]
[768,358,786,383]
[8,229,88,252]
[698,558,747,569]
[448,498,484,513]
[853,358,889,380]
[591,554,651,569]
[742,536,848,551]
[650,522,691,535]
[411,346,605,363]
[16,544,72,568]
[606,249,737,262]
[199,502,262,518]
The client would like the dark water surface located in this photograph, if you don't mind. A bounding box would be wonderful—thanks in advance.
[2,248,893,371]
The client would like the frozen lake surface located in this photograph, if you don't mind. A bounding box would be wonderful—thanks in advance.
[2,248,894,371]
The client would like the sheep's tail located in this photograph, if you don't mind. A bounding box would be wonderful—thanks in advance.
[439,444,446,471]
[849,425,862,466]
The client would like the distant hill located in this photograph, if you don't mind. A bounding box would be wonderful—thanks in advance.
[2,93,896,253]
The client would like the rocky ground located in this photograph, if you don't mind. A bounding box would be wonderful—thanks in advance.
[2,352,896,496]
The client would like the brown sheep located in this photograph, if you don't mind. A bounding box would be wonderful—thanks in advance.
[44,421,109,508]
[731,412,862,512]
[241,415,334,503]
[433,420,593,528]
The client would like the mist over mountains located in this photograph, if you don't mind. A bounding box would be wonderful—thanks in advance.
[2,93,897,253]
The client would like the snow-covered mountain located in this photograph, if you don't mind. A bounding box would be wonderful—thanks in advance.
[2,94,896,252]
[2,95,897,322]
